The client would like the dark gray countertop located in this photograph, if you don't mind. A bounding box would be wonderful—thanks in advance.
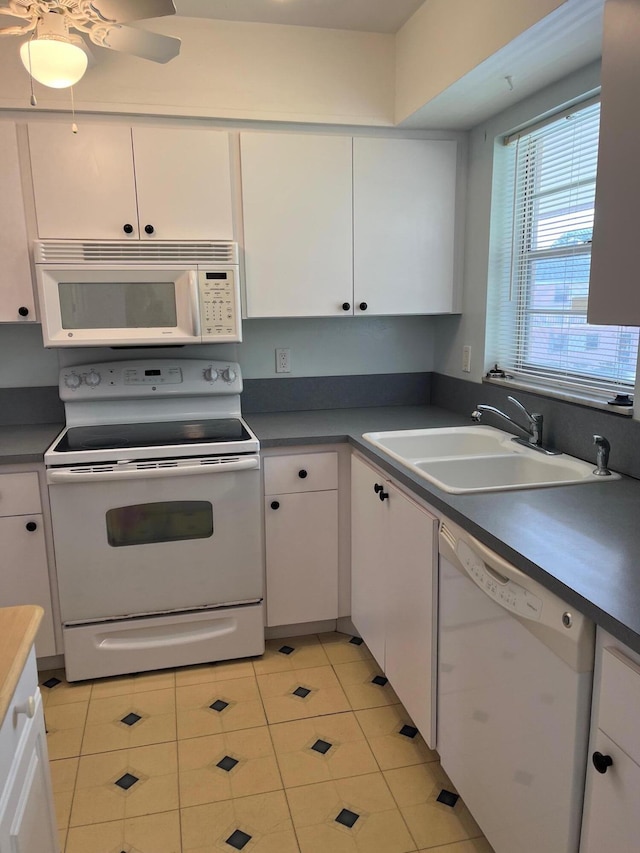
[246,405,640,656]
[0,423,63,465]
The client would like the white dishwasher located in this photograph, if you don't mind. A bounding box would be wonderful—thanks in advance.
[438,518,594,853]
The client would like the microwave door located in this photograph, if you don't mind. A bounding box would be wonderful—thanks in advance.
[37,266,201,347]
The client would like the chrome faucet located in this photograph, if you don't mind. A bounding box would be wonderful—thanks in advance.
[593,435,612,476]
[471,396,558,454]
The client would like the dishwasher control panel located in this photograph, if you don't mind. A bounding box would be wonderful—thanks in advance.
[457,540,543,621]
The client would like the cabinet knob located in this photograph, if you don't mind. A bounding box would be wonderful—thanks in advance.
[374,483,383,494]
[378,489,389,502]
[123,223,134,234]
[144,224,155,235]
[25,521,37,532]
[359,302,368,311]
[592,751,613,774]
[15,695,36,719]
[342,302,351,311]
[298,469,308,479]
[270,501,280,510]
[18,306,29,317]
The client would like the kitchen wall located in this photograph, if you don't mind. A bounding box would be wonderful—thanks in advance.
[0,316,436,388]
[433,60,602,384]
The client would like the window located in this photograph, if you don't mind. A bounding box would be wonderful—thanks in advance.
[488,100,639,400]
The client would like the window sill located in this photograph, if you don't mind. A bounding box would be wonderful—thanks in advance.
[482,375,634,417]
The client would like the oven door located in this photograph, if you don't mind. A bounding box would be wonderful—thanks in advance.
[48,456,263,623]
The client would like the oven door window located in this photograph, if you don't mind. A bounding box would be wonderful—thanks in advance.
[106,501,213,547]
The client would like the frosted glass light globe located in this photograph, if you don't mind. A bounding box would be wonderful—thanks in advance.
[20,37,88,88]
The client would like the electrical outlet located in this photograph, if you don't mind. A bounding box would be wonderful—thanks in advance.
[462,345,472,373]
[275,347,291,373]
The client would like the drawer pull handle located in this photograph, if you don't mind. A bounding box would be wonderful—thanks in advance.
[592,751,613,774]
[16,695,36,719]
[298,469,308,479]
[25,521,38,532]
[270,501,280,510]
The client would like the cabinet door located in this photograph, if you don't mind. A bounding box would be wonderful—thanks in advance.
[0,703,58,853]
[0,123,34,323]
[241,132,353,317]
[265,490,338,627]
[385,484,438,745]
[350,455,389,668]
[353,137,458,315]
[588,0,640,325]
[581,731,640,853]
[133,127,234,241]
[0,516,56,657]
[28,123,138,239]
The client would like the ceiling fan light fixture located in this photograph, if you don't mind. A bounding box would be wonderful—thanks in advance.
[20,14,88,89]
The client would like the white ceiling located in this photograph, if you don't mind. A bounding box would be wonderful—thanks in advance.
[174,0,425,34]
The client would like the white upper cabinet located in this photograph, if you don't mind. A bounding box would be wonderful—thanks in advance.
[588,0,640,325]
[241,131,460,318]
[28,123,233,241]
[0,123,36,322]
[353,137,458,315]
[240,132,353,317]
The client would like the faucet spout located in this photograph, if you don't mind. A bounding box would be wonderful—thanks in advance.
[472,396,545,449]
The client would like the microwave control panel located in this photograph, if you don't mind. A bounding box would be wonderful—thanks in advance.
[198,269,242,343]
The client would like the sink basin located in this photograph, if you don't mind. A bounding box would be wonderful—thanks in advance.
[362,426,619,494]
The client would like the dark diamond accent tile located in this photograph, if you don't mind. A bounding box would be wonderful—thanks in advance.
[42,677,62,689]
[278,645,295,655]
[226,829,252,849]
[311,739,332,755]
[371,675,388,687]
[121,712,142,727]
[399,724,418,739]
[217,755,239,772]
[349,636,364,646]
[293,686,311,698]
[436,788,460,808]
[210,699,229,712]
[114,773,139,791]
[335,808,359,828]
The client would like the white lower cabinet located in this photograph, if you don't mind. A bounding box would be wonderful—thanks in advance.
[581,632,640,852]
[351,453,437,745]
[0,647,58,853]
[0,472,56,658]
[264,452,339,627]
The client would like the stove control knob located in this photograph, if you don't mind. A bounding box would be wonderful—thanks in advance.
[203,367,219,383]
[64,372,82,390]
[85,370,101,387]
[221,367,237,383]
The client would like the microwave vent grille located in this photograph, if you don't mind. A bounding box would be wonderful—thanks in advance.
[35,240,238,265]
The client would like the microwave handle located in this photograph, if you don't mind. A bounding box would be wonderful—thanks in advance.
[189,270,202,338]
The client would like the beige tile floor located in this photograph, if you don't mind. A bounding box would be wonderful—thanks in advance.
[41,632,495,853]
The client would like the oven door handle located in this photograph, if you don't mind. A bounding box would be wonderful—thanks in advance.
[47,456,259,484]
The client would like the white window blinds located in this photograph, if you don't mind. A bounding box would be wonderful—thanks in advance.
[488,100,638,398]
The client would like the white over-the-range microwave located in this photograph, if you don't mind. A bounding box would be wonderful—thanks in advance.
[34,240,242,347]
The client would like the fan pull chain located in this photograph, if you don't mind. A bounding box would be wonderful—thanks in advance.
[70,86,78,133]
[25,36,37,106]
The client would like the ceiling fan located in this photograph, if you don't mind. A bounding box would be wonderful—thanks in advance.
[0,0,181,88]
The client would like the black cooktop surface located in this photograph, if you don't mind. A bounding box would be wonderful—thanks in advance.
[53,418,251,452]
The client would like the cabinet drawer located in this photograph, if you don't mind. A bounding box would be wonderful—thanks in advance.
[264,452,338,494]
[0,646,38,787]
[598,646,640,766]
[0,473,41,517]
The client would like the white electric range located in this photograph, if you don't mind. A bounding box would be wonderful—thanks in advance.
[45,358,264,681]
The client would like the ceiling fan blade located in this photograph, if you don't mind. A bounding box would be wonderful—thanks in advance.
[89,0,176,24]
[97,24,180,63]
